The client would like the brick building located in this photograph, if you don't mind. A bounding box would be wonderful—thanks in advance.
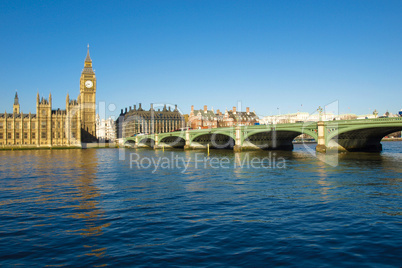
[188,105,258,129]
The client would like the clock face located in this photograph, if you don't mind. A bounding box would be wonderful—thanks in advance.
[85,80,93,88]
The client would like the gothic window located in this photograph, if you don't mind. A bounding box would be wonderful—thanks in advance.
[41,132,46,139]
[0,133,3,139]
[41,121,46,129]
[7,123,11,129]
[42,110,46,116]
[16,122,20,128]
[24,133,28,139]
[32,133,36,139]
[32,122,35,128]
[0,122,2,129]
[7,133,11,139]
[24,122,27,128]
[16,133,20,139]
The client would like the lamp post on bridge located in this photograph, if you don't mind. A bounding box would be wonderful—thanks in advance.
[317,106,323,121]
[316,106,326,153]
[373,109,378,118]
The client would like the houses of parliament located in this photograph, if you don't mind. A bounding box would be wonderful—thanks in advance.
[0,46,97,147]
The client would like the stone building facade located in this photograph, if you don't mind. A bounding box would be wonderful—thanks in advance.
[116,104,185,138]
[0,47,97,147]
[188,105,259,129]
[96,115,116,142]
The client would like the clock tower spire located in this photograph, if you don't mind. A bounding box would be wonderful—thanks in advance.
[85,44,92,63]
[79,44,97,142]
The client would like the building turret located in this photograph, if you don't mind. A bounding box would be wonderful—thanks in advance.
[66,93,69,109]
[13,91,20,114]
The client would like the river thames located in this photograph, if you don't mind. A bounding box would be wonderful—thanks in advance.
[0,142,401,267]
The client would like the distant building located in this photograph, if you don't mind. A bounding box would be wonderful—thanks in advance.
[188,105,258,129]
[261,111,338,124]
[258,111,386,124]
[338,114,357,120]
[261,112,311,124]
[96,115,116,142]
[116,103,185,138]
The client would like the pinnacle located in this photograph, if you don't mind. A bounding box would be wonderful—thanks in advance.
[85,44,92,62]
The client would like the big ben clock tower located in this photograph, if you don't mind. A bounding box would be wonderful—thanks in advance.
[79,44,97,142]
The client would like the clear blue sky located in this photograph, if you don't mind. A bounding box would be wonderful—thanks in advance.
[1,0,401,118]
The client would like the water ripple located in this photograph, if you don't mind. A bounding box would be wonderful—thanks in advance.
[0,143,401,266]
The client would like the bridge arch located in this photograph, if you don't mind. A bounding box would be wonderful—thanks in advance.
[159,135,186,148]
[244,127,317,142]
[326,122,402,152]
[123,139,136,146]
[243,130,300,150]
[190,132,235,149]
[137,137,156,148]
[242,126,318,150]
[190,130,235,141]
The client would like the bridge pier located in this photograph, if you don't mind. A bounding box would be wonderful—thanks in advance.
[155,142,174,150]
[233,145,242,152]
[233,125,242,152]
[153,134,159,149]
[184,129,191,150]
[316,121,327,153]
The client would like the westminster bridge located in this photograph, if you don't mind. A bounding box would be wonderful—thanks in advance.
[124,117,402,153]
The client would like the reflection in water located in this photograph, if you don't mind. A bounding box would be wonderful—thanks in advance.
[315,158,331,200]
[0,149,108,265]
[0,142,401,267]
[66,150,109,259]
